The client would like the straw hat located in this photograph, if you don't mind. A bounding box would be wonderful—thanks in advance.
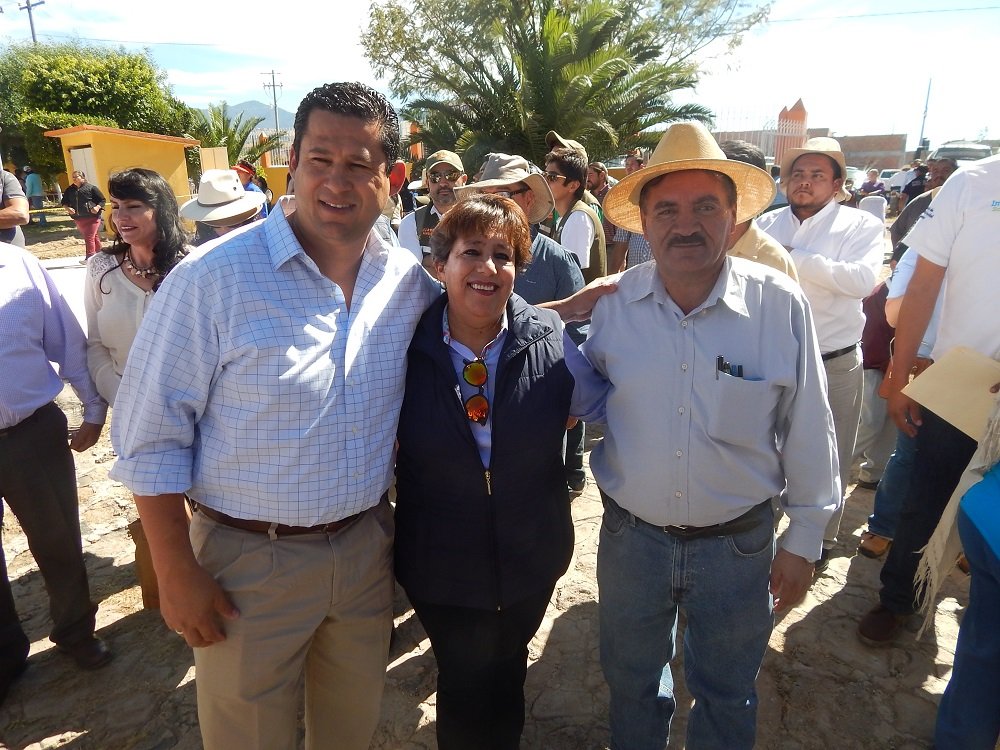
[179,169,267,227]
[603,122,776,234]
[455,153,554,224]
[779,137,850,202]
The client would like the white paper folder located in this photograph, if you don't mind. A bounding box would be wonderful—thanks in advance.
[902,346,1000,440]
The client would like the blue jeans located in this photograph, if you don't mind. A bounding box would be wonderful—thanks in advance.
[866,429,916,538]
[879,409,977,614]
[598,495,774,750]
[28,195,46,224]
[935,507,1000,749]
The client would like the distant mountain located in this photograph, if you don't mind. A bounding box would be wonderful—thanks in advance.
[200,100,296,131]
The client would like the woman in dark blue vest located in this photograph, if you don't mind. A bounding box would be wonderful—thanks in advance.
[394,194,575,750]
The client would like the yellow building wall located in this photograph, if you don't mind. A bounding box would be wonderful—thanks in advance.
[263,165,289,201]
[53,131,195,204]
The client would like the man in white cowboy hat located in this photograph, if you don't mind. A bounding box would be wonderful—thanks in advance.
[758,137,885,568]
[456,152,589,492]
[180,169,267,242]
[568,121,839,750]
[397,149,467,270]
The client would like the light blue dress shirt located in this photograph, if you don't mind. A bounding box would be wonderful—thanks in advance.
[110,200,440,525]
[568,257,840,561]
[0,243,107,429]
[442,306,508,467]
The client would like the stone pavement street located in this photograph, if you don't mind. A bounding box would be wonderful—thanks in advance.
[0,415,971,749]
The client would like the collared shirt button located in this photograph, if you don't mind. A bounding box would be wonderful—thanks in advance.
[675,450,683,457]
[681,321,688,328]
[677,406,685,414]
[674,491,683,498]
[681,363,688,371]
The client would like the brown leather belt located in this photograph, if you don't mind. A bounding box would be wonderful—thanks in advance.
[192,501,363,538]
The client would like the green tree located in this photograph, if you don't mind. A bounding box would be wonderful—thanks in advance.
[186,102,284,170]
[364,0,768,166]
[0,41,196,176]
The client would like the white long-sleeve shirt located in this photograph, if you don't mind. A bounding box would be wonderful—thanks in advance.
[758,200,884,353]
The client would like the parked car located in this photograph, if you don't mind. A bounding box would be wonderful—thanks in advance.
[928,141,992,167]
[880,168,900,183]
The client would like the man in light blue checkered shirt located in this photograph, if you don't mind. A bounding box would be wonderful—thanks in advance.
[110,83,441,750]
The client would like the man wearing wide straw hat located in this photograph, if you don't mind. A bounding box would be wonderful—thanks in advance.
[569,121,839,749]
[457,153,589,492]
[758,137,885,568]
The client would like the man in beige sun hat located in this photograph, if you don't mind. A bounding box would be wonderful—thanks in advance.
[457,152,588,491]
[180,169,267,242]
[567,120,839,750]
[758,136,885,569]
[398,149,467,270]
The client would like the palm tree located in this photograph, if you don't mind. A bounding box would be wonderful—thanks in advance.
[187,102,284,169]
[366,0,742,166]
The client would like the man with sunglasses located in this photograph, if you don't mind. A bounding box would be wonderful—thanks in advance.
[544,147,607,284]
[398,150,467,271]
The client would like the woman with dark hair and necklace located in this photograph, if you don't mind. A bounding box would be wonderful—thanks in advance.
[83,168,189,404]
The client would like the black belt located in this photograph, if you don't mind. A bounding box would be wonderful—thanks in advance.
[821,343,859,362]
[603,492,771,540]
[0,402,54,439]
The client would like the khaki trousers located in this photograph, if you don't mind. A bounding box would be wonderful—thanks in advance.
[191,497,394,750]
[822,346,863,547]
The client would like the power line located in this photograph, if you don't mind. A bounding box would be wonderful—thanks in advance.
[770,5,999,23]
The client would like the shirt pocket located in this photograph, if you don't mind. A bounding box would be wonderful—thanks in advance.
[704,375,780,449]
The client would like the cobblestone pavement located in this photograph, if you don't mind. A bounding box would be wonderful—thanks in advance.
[1,408,970,749]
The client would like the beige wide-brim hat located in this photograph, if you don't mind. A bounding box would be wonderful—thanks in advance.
[780,137,850,202]
[180,169,266,227]
[455,153,555,225]
[603,122,776,234]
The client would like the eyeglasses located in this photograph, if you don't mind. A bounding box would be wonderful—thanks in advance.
[462,358,490,425]
[428,170,462,184]
[492,187,531,199]
[542,171,568,183]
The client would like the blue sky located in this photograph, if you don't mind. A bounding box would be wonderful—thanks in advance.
[2,0,996,154]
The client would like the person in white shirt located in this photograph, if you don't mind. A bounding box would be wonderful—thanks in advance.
[858,153,1000,646]
[758,137,885,568]
[544,147,606,282]
[397,150,467,270]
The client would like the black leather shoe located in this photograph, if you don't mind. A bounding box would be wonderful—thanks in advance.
[813,548,832,574]
[58,636,112,670]
[568,476,587,494]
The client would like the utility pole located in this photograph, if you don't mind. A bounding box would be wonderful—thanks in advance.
[917,78,932,155]
[19,0,45,44]
[262,71,283,134]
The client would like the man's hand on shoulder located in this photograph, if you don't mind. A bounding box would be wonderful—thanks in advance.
[543,276,619,322]
[769,548,814,613]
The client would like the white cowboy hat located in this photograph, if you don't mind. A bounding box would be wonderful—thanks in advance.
[179,169,266,227]
[780,137,850,202]
[455,153,555,224]
[603,122,776,234]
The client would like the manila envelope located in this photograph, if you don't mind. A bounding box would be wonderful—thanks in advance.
[902,346,1000,440]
